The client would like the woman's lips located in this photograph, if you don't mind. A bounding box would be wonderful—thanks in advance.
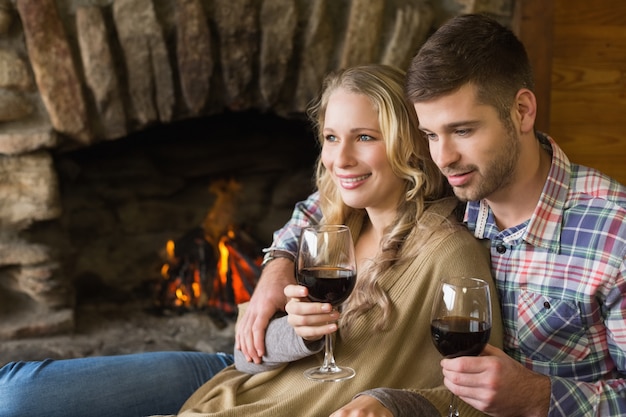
[337,174,370,189]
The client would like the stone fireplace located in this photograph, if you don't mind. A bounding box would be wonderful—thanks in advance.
[0,0,515,341]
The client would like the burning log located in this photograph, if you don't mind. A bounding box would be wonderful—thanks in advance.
[157,179,261,318]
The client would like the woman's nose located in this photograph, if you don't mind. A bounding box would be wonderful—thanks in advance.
[335,141,356,167]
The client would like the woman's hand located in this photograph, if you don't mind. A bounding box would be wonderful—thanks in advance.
[330,395,393,417]
[284,284,340,341]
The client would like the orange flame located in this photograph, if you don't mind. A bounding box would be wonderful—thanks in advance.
[218,236,229,286]
[160,228,260,312]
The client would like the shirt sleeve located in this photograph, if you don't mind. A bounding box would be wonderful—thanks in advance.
[262,191,322,263]
[234,314,324,374]
[549,375,626,417]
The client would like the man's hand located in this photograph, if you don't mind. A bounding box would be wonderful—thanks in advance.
[441,344,551,417]
[235,258,295,363]
[329,395,393,417]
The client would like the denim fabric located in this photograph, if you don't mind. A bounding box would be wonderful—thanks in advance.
[0,351,234,417]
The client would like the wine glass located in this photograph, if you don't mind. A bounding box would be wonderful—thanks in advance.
[430,276,492,417]
[296,224,357,382]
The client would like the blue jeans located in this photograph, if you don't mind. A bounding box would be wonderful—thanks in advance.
[0,351,234,417]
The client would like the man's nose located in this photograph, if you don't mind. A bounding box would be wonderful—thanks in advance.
[431,138,459,169]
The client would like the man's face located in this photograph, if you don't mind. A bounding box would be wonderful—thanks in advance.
[413,84,520,202]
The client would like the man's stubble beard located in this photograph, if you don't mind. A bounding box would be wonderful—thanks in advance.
[452,121,520,202]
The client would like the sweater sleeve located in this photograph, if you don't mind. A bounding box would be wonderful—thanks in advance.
[356,388,440,417]
[234,315,324,374]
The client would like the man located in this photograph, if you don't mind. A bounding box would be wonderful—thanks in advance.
[236,13,626,417]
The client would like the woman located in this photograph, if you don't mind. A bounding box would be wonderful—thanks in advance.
[159,64,502,417]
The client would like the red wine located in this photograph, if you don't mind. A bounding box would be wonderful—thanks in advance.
[298,267,356,306]
[431,316,491,358]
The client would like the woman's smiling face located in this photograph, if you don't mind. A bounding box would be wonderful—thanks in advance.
[321,88,404,215]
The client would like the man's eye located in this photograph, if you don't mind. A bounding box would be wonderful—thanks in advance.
[456,129,470,136]
[424,133,437,141]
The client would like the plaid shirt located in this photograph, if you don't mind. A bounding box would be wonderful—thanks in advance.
[265,134,626,416]
[262,191,322,262]
[467,134,626,416]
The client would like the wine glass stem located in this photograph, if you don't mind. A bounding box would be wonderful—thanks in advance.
[321,333,339,372]
[449,392,460,417]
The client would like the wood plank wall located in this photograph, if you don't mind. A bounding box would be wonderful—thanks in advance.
[549,0,626,184]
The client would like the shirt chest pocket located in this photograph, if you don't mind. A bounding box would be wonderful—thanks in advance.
[517,291,590,363]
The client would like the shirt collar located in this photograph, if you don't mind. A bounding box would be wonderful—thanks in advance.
[465,133,569,253]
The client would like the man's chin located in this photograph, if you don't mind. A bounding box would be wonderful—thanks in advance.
[452,186,478,202]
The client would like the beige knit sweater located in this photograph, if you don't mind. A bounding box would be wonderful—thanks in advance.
[160,199,502,417]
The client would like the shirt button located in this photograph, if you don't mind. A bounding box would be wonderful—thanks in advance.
[496,244,506,254]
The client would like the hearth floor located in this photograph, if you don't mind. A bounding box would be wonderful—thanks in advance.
[0,300,236,368]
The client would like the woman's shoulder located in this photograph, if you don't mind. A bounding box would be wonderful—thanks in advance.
[427,226,492,273]
[434,223,488,254]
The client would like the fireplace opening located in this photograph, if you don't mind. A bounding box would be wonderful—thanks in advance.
[27,110,318,320]
[157,178,263,320]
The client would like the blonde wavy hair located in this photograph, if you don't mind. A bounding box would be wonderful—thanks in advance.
[307,64,454,333]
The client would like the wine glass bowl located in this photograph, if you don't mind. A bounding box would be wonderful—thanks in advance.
[296,225,357,382]
[430,276,492,416]
[297,266,356,306]
[430,315,491,358]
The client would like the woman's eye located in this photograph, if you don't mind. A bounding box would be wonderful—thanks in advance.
[358,134,374,141]
[424,133,437,141]
[325,135,337,142]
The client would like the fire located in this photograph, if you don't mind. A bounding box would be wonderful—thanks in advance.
[160,249,201,308]
[157,179,261,316]
[218,237,229,285]
[158,227,261,314]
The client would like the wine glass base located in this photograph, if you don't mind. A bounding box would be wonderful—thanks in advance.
[303,365,356,382]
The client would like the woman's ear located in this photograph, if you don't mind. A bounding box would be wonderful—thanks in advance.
[514,88,537,134]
